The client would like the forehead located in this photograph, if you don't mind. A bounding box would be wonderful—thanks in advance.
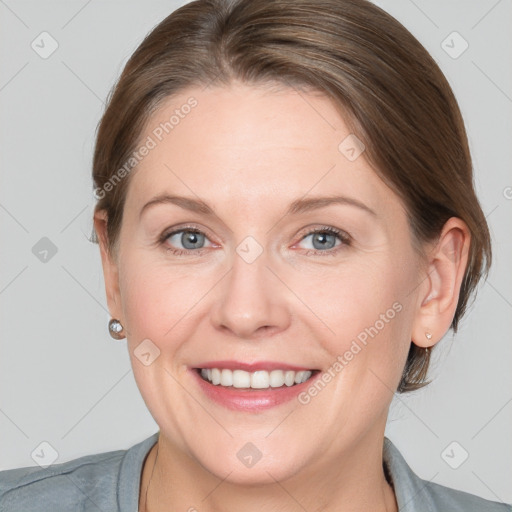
[125,82,400,218]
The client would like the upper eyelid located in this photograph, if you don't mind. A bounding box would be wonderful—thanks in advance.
[163,225,214,242]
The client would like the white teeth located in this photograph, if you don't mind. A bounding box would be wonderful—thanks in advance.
[233,369,251,388]
[284,370,295,386]
[211,368,221,385]
[297,371,310,384]
[199,368,313,389]
[251,371,269,389]
[220,369,232,386]
[269,370,285,387]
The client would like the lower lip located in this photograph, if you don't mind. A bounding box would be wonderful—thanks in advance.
[190,368,321,412]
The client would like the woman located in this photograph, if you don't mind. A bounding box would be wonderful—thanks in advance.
[0,0,509,510]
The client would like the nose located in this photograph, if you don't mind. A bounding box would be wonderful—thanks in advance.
[209,247,291,339]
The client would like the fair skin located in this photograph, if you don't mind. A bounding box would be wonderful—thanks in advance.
[94,81,470,512]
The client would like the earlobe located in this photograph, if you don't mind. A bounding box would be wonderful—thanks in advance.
[411,217,471,348]
[93,210,123,322]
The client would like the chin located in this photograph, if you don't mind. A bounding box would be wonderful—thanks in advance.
[206,460,300,487]
[192,444,307,487]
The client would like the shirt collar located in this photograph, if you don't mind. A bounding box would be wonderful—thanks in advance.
[383,436,435,512]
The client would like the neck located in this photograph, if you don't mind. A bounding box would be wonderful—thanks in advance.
[139,431,398,512]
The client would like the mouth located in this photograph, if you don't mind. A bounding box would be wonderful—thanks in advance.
[193,367,321,390]
[189,360,323,411]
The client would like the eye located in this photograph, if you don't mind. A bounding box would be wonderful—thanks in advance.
[296,226,350,255]
[160,226,214,255]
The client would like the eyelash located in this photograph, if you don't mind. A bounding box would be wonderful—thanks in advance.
[158,224,352,257]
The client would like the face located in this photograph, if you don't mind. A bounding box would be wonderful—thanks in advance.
[103,81,425,483]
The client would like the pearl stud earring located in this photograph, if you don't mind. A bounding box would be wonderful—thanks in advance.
[108,318,125,340]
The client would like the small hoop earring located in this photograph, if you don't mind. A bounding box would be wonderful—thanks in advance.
[108,318,125,340]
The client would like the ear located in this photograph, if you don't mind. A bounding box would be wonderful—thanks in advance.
[411,217,471,348]
[94,210,123,323]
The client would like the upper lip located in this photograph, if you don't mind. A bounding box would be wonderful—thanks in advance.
[193,360,317,372]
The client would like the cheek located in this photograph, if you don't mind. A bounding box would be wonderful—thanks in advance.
[117,249,222,360]
[119,259,191,340]
[305,256,415,389]
[309,259,408,336]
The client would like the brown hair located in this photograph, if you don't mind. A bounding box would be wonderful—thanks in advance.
[92,0,491,392]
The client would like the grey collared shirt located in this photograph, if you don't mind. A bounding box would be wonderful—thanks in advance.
[0,433,510,511]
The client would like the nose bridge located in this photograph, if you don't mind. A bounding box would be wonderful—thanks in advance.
[210,235,291,338]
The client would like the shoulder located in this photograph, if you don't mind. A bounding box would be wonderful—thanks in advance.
[0,449,125,512]
[423,479,511,511]
[383,437,511,512]
[0,432,158,512]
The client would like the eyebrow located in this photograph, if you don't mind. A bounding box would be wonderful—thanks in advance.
[139,194,377,219]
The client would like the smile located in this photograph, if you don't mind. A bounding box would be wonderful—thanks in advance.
[190,363,322,412]
[197,368,318,389]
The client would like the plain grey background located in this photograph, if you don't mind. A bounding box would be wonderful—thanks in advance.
[0,0,511,504]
